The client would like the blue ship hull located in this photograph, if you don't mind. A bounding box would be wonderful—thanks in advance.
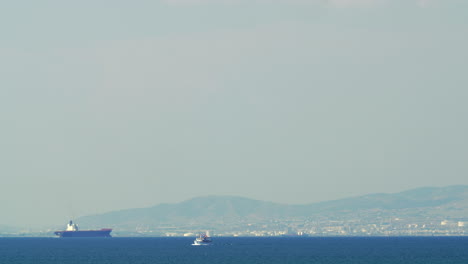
[54,229,112,237]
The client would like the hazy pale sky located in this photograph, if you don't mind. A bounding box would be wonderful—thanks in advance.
[1,0,467,227]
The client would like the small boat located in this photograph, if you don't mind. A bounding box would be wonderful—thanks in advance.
[192,231,212,246]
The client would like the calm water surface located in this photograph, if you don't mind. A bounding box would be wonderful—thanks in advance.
[0,237,467,264]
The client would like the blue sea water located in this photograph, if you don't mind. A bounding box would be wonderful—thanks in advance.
[0,237,467,264]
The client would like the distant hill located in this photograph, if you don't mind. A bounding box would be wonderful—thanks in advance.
[77,196,298,230]
[77,185,468,232]
[305,185,468,212]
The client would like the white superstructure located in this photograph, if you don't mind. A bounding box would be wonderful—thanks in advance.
[66,220,79,231]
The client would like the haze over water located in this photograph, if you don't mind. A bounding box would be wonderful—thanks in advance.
[1,0,468,228]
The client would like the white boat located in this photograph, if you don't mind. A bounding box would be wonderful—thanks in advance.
[192,231,212,246]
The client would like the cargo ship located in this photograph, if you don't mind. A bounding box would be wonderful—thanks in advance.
[54,221,112,237]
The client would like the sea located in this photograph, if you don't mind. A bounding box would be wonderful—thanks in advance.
[0,237,467,264]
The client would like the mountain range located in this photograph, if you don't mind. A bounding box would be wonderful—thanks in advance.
[75,185,468,232]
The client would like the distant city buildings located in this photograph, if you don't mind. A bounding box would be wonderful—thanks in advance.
[103,216,467,237]
[2,216,467,237]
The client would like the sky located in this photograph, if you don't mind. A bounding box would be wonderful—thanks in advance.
[1,0,467,227]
